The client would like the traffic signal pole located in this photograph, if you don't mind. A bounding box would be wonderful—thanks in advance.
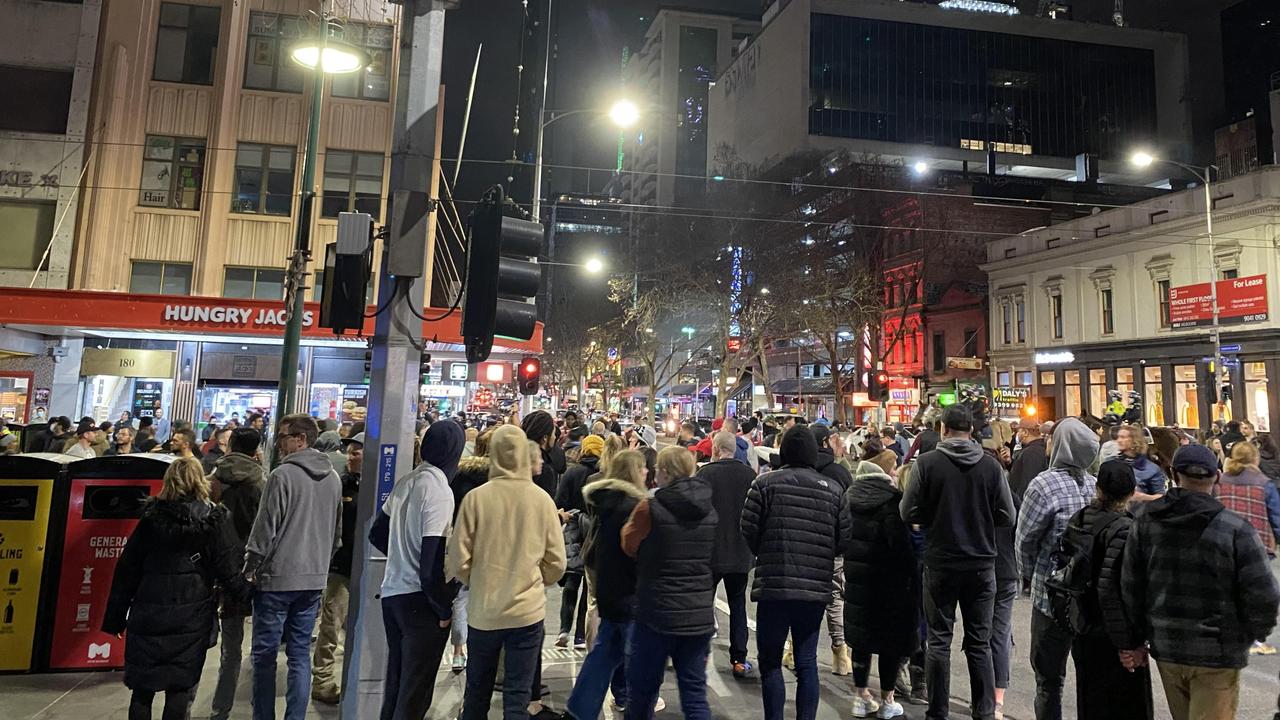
[340,1,450,717]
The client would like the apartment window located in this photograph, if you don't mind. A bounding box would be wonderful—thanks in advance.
[1157,279,1171,328]
[1101,288,1114,335]
[244,12,305,92]
[130,261,192,295]
[223,267,285,300]
[0,200,55,270]
[322,151,384,219]
[233,144,296,215]
[1221,269,1238,280]
[139,136,206,210]
[1001,304,1012,345]
[1016,299,1026,343]
[153,3,221,85]
[963,328,978,356]
[1050,294,1064,339]
[330,23,393,101]
[932,332,946,374]
[0,66,72,134]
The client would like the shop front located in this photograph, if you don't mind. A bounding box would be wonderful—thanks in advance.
[0,372,34,423]
[78,348,178,426]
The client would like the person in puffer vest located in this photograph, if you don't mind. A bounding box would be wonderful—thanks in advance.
[622,446,717,720]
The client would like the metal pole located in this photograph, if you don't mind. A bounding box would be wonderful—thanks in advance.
[452,43,482,187]
[531,0,553,219]
[274,54,325,449]
[1204,171,1222,419]
[340,1,447,717]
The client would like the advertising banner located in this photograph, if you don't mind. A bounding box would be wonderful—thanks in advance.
[1169,274,1269,329]
[991,386,1031,412]
[48,478,162,670]
[0,479,53,671]
[340,386,369,424]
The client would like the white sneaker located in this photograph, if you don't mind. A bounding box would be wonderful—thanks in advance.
[876,701,904,719]
[654,696,666,712]
[851,695,881,717]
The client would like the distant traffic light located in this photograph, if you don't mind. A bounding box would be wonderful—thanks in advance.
[363,346,373,384]
[419,352,433,386]
[518,356,541,396]
[462,185,543,363]
[868,370,890,403]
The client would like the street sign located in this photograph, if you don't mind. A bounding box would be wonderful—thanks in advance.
[607,347,619,365]
[946,357,984,371]
[376,444,397,512]
[1219,344,1242,353]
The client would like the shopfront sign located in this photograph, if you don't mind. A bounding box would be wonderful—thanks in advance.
[161,303,316,329]
[81,349,175,378]
[991,386,1031,412]
[341,386,368,423]
[448,362,469,381]
[420,384,466,398]
[1169,274,1269,329]
[1034,350,1075,365]
[946,357,984,371]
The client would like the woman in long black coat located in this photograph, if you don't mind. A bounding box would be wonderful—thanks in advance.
[103,457,246,720]
[841,459,920,719]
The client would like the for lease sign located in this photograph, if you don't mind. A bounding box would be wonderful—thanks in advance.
[1169,274,1269,329]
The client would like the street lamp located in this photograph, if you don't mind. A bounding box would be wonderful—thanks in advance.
[583,256,605,274]
[1130,150,1223,412]
[532,101,640,218]
[272,23,368,455]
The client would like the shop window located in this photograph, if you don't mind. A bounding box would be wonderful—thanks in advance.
[130,261,192,295]
[1174,364,1199,428]
[0,374,32,423]
[0,65,72,134]
[1016,299,1026,343]
[1039,370,1057,386]
[1144,366,1164,425]
[1001,303,1012,345]
[1088,368,1107,416]
[321,150,384,220]
[1157,280,1171,328]
[139,136,206,210]
[1116,367,1134,399]
[233,143,296,215]
[1064,369,1081,417]
[1246,362,1270,432]
[244,12,305,92]
[931,332,945,374]
[0,200,55,270]
[1050,294,1064,339]
[223,267,286,300]
[1101,288,1114,335]
[153,3,221,85]
[329,22,393,101]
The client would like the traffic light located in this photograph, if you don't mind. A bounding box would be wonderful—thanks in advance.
[419,352,433,386]
[1202,361,1218,404]
[319,212,373,334]
[462,185,543,363]
[518,356,541,396]
[362,346,373,384]
[868,370,890,403]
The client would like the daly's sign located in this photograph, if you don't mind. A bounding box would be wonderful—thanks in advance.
[162,303,316,329]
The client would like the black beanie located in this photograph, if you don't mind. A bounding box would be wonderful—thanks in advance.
[780,425,818,468]
[1097,459,1137,502]
[521,410,555,444]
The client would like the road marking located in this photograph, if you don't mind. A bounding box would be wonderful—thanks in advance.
[714,597,757,631]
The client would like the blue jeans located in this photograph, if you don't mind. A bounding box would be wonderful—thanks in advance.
[625,621,710,720]
[566,618,631,719]
[756,600,826,720]
[461,621,543,720]
[252,590,322,720]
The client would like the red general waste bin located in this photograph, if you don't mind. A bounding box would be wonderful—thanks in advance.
[45,454,172,671]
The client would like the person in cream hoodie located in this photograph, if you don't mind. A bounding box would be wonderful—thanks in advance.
[447,423,566,720]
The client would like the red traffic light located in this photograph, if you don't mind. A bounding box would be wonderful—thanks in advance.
[518,356,541,396]
[523,361,538,375]
[876,371,890,384]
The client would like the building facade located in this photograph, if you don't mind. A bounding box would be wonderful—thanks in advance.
[984,165,1280,433]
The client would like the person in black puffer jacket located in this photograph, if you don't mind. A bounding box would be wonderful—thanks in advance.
[742,425,849,720]
[563,450,648,720]
[622,446,717,719]
[842,460,920,718]
[103,457,247,720]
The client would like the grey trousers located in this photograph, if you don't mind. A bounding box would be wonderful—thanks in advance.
[211,615,246,720]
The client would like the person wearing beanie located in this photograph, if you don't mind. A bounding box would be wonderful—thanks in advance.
[523,410,565,499]
[742,425,849,720]
[553,432,605,650]
[448,424,566,720]
[1065,460,1153,720]
[842,460,919,719]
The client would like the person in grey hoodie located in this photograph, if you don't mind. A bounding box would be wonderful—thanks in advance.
[244,414,342,720]
[901,406,1015,720]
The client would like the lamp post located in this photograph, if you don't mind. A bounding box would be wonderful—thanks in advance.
[531,100,640,218]
[1131,152,1223,415]
[272,24,367,446]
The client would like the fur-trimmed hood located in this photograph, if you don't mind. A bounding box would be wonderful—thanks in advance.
[583,477,646,514]
[457,455,490,474]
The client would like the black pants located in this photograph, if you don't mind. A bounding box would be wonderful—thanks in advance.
[128,688,192,720]
[1072,633,1153,720]
[559,573,589,640]
[1030,609,1073,720]
[381,592,450,720]
[923,566,996,720]
[852,650,902,693]
[714,572,750,664]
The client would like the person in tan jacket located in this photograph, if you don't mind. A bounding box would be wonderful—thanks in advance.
[447,423,566,720]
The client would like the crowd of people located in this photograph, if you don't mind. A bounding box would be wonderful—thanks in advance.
[16,398,1279,720]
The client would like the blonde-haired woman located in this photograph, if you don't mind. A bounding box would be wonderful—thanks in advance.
[103,457,246,720]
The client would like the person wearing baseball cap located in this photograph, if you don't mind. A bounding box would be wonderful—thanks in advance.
[1119,442,1280,720]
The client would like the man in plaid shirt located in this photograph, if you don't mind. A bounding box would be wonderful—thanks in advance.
[1014,417,1098,720]
[1121,443,1279,720]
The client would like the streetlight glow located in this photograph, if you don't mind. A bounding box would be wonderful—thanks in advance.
[291,40,369,74]
[583,257,604,274]
[912,161,930,175]
[1130,151,1155,168]
[608,99,640,128]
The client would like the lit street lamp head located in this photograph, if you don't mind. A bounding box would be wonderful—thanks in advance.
[583,257,605,274]
[608,99,640,128]
[1130,151,1155,168]
[291,39,369,74]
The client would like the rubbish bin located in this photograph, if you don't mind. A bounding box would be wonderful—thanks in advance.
[45,454,172,671]
[0,454,69,672]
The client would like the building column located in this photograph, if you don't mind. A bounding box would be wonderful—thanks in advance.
[1161,365,1176,430]
[49,338,84,419]
[1267,359,1280,444]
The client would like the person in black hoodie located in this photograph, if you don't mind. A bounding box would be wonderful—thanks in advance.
[1069,461,1153,720]
[622,446,717,720]
[842,460,919,719]
[742,425,849,720]
[1007,420,1049,503]
[811,424,855,676]
[696,431,758,679]
[104,457,247,720]
[207,428,266,720]
[562,449,648,719]
[900,406,1015,720]
[310,432,362,704]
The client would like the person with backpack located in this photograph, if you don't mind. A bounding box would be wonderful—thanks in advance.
[1014,416,1098,720]
[1057,460,1153,720]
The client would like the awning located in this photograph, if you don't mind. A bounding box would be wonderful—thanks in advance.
[770,376,852,396]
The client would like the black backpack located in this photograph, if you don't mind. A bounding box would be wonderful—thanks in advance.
[1045,509,1121,635]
